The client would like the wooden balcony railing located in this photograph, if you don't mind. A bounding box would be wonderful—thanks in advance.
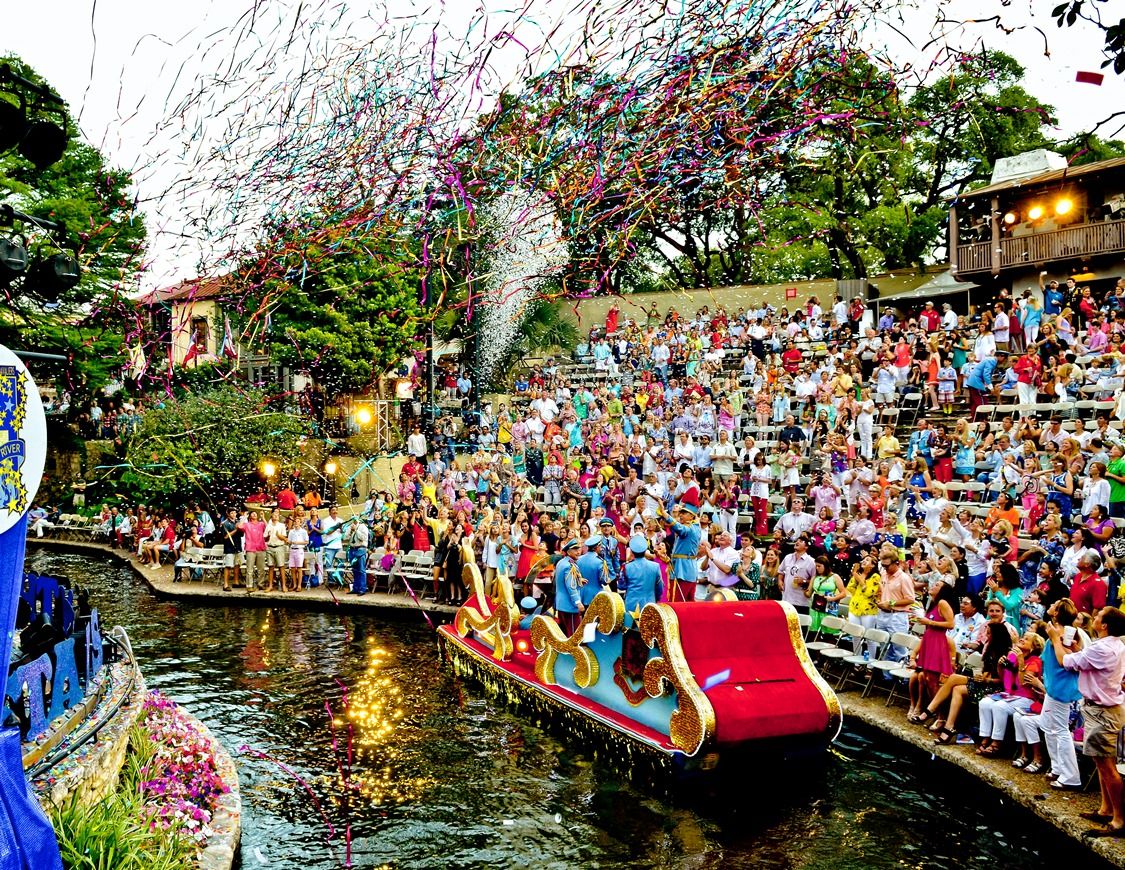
[956,218,1125,276]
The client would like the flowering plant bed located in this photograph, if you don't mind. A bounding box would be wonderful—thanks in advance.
[136,692,231,845]
[50,691,233,870]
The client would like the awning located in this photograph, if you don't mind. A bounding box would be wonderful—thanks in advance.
[871,270,978,316]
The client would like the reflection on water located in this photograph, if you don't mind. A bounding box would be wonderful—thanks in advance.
[27,550,1105,870]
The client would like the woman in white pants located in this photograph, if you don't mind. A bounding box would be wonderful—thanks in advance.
[976,632,1044,757]
[855,391,875,460]
[1011,707,1046,772]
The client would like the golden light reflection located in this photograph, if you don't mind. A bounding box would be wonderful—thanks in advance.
[331,643,432,806]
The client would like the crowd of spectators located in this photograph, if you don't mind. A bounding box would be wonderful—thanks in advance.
[29,274,1125,835]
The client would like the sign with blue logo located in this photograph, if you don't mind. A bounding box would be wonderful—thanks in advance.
[0,344,60,870]
[0,348,45,533]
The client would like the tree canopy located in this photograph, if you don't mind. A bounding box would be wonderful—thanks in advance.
[121,385,310,505]
[1,56,146,394]
[239,223,424,396]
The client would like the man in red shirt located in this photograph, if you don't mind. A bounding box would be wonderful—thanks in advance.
[402,456,425,480]
[919,301,941,332]
[1013,348,1042,407]
[275,486,298,511]
[781,341,803,374]
[1071,553,1108,617]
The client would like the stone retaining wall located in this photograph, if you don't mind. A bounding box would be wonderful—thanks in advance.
[30,660,146,810]
[181,712,242,870]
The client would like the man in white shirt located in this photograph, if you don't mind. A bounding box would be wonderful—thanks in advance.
[941,303,959,331]
[538,396,559,423]
[406,425,427,458]
[777,499,816,545]
[779,536,816,610]
[951,595,986,654]
[702,532,742,591]
[321,506,345,586]
[992,304,1010,351]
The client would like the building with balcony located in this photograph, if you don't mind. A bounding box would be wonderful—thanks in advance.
[950,149,1125,296]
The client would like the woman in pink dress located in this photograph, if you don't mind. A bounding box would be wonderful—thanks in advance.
[906,577,957,723]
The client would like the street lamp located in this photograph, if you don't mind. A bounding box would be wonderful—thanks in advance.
[355,405,373,427]
[324,459,339,476]
[261,460,277,479]
[0,63,68,170]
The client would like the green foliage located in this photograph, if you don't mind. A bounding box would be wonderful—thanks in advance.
[523,301,580,354]
[249,227,423,394]
[48,727,194,870]
[1050,1,1125,76]
[909,51,1054,206]
[0,56,145,396]
[453,46,1059,291]
[120,385,311,504]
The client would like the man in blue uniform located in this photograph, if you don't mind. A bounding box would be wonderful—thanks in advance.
[577,535,610,606]
[661,489,702,602]
[620,535,663,619]
[553,539,585,634]
[593,517,625,585]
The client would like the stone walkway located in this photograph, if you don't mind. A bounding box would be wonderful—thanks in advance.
[840,692,1123,868]
[28,538,457,619]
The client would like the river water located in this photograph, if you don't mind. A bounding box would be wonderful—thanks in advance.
[27,550,1101,870]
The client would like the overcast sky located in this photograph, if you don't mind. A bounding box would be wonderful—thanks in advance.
[3,0,1124,290]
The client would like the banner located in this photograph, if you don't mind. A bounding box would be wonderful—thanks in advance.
[0,344,62,870]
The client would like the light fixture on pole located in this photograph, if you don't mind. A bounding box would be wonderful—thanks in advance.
[0,63,68,170]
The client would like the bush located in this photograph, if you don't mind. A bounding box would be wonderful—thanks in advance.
[49,692,231,869]
[49,727,195,870]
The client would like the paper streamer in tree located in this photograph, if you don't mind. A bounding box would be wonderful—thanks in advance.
[0,345,62,870]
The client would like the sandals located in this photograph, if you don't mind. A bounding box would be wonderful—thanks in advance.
[1023,762,1045,774]
[908,710,934,725]
[979,743,1002,757]
[929,718,946,733]
[933,727,956,745]
[1011,757,1029,769]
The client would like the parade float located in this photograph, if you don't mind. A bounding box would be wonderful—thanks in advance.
[439,544,842,777]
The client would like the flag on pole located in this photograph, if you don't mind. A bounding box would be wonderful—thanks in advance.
[128,343,148,379]
[181,339,200,366]
[221,315,238,360]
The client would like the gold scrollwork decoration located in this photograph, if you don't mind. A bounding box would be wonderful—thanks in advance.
[454,544,519,662]
[779,601,843,739]
[530,590,625,688]
[638,604,717,756]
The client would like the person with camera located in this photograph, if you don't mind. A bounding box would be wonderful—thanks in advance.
[1049,606,1125,835]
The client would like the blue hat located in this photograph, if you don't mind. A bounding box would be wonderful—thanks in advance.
[520,596,538,611]
[563,538,581,551]
[628,535,648,555]
[584,534,602,548]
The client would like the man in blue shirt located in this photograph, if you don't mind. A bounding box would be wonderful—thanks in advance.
[620,536,663,620]
[965,350,1006,416]
[576,535,610,606]
[1040,273,1065,316]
